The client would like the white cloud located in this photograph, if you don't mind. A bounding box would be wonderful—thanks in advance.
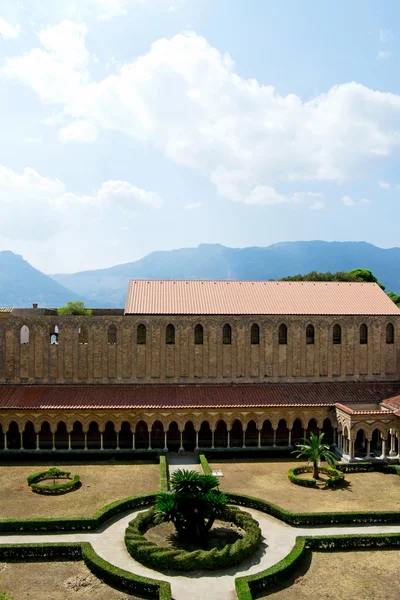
[4,28,400,203]
[184,202,201,210]
[360,198,372,204]
[379,180,390,189]
[0,164,163,241]
[310,199,325,210]
[377,51,392,60]
[380,29,394,43]
[342,195,356,207]
[0,17,21,39]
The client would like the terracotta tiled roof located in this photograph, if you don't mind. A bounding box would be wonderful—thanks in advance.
[0,383,399,410]
[125,280,400,316]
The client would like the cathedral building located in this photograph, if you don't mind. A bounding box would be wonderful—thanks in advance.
[0,280,399,460]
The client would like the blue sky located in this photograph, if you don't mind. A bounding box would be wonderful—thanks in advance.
[0,0,400,273]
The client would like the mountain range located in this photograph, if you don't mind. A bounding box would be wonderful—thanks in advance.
[1,241,400,308]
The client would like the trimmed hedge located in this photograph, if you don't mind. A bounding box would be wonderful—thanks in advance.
[0,542,172,600]
[338,462,400,475]
[125,505,261,572]
[27,469,81,495]
[0,492,157,533]
[288,466,345,489]
[159,455,169,492]
[199,453,212,476]
[235,532,400,599]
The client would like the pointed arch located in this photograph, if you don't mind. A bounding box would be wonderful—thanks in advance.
[333,324,341,345]
[54,421,68,449]
[166,324,175,345]
[230,419,243,447]
[198,420,212,448]
[222,324,232,345]
[251,323,260,345]
[49,324,59,345]
[306,324,315,345]
[278,323,287,345]
[386,322,394,345]
[137,324,147,345]
[360,323,368,344]
[108,324,117,345]
[194,324,204,345]
[20,325,29,345]
[78,325,88,344]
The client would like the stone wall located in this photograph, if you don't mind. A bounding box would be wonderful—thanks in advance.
[0,314,398,384]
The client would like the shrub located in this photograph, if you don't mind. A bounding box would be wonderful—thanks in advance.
[125,505,261,572]
[159,455,169,492]
[57,301,92,316]
[27,469,81,495]
[288,466,345,489]
[199,453,212,476]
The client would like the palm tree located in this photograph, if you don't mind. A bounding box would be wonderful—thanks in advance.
[154,469,228,540]
[292,432,337,479]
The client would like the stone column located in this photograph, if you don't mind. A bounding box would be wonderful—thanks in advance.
[227,430,230,449]
[148,431,152,451]
[389,429,397,457]
[164,431,168,452]
[257,429,261,448]
[333,428,337,446]
[242,430,246,449]
[366,438,371,459]
[288,429,292,448]
[179,431,184,453]
[84,432,88,451]
[349,439,355,460]
[211,429,215,450]
[68,433,72,451]
[100,432,104,451]
[36,433,40,451]
[132,432,135,450]
[381,437,387,459]
[273,428,277,447]
[116,431,120,451]
[303,428,307,440]
[195,431,199,451]
[52,433,56,451]
[20,434,24,451]
[3,432,7,451]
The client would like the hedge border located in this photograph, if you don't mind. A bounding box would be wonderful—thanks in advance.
[199,453,400,526]
[235,532,400,599]
[159,455,169,492]
[287,465,345,489]
[199,453,212,476]
[125,505,262,572]
[30,474,81,495]
[0,542,171,600]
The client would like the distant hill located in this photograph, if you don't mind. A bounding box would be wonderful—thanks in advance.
[0,251,87,308]
[50,241,400,307]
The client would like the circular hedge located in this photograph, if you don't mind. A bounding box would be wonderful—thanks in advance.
[288,465,346,488]
[125,505,261,572]
[27,469,81,495]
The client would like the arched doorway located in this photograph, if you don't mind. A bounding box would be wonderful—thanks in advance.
[39,421,52,450]
[183,422,196,451]
[214,421,228,448]
[245,420,258,447]
[22,421,36,450]
[71,421,84,450]
[322,418,334,445]
[198,421,212,448]
[87,422,101,450]
[167,421,180,452]
[103,421,117,449]
[7,422,21,450]
[54,421,68,450]
[291,419,303,447]
[135,421,149,450]
[120,421,133,449]
[276,419,289,446]
[230,420,243,448]
[306,418,319,438]
[260,420,274,446]
[151,421,165,450]
[354,428,367,456]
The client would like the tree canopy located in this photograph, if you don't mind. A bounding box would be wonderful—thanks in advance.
[56,301,92,316]
[292,432,337,479]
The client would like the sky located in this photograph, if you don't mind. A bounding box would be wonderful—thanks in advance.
[0,0,400,274]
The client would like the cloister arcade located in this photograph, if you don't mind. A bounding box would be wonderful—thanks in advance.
[0,413,335,453]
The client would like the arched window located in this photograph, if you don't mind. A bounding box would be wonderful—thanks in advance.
[166,324,175,345]
[386,323,394,345]
[20,325,29,345]
[333,324,341,345]
[278,323,287,345]
[360,323,368,345]
[78,325,88,344]
[50,324,59,345]
[137,324,146,345]
[306,324,315,345]
[194,324,203,345]
[108,324,117,345]
[251,323,260,345]
[222,323,232,345]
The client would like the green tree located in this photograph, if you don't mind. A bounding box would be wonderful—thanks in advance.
[57,301,92,316]
[47,467,63,486]
[154,469,228,540]
[388,291,400,307]
[292,432,337,479]
[348,268,385,290]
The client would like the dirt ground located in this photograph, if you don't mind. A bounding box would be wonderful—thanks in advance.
[0,462,159,519]
[210,459,400,512]
[0,561,138,599]
[146,520,243,550]
[265,550,400,600]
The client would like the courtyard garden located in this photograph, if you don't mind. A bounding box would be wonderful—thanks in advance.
[210,458,400,513]
[0,461,159,518]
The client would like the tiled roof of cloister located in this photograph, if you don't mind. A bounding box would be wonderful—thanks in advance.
[125,280,400,315]
[0,383,400,410]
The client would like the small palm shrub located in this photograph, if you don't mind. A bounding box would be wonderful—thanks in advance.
[292,432,338,479]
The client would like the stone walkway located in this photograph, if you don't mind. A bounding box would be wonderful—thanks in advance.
[1,507,400,600]
[167,453,202,479]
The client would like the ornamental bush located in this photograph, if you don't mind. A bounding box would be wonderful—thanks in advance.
[288,465,345,489]
[125,505,261,572]
[27,469,81,495]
